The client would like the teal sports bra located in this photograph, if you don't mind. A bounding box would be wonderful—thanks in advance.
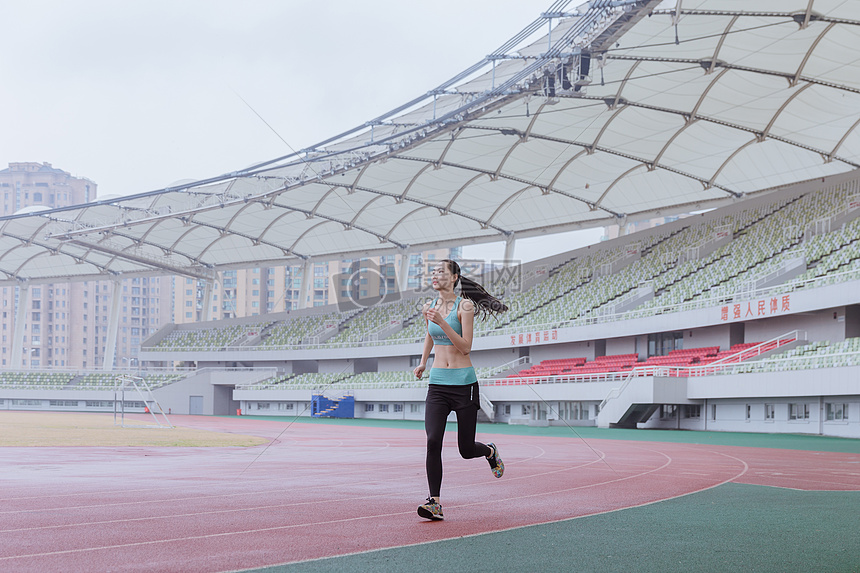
[428,296,462,346]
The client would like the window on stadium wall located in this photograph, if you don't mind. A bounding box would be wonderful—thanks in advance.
[559,402,589,420]
[648,332,683,357]
[660,405,677,420]
[789,403,811,421]
[825,403,848,421]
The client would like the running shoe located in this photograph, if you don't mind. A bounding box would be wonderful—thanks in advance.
[417,497,444,520]
[487,442,504,478]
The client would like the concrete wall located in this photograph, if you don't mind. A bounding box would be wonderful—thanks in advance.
[606,336,636,356]
[635,366,860,437]
[318,359,352,374]
[684,324,732,351]
[152,373,217,415]
[378,355,413,372]
[846,305,860,339]
[530,340,594,363]
[641,397,860,438]
[469,347,522,369]
[744,308,847,345]
[687,366,859,400]
[291,360,319,374]
[235,382,615,427]
[213,385,239,416]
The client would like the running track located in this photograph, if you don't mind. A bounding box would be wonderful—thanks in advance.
[1,415,858,572]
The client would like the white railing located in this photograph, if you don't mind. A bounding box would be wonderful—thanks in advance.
[483,355,531,377]
[482,331,802,409]
[479,392,495,420]
[724,249,805,296]
[592,281,654,316]
[756,251,805,287]
[706,330,804,366]
[224,368,280,389]
[241,380,428,391]
[0,366,197,377]
[679,228,729,264]
[195,366,277,374]
[806,193,860,237]
[482,370,632,387]
[0,370,192,391]
[594,330,802,411]
[707,349,860,375]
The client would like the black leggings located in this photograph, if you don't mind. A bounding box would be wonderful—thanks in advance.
[425,383,492,497]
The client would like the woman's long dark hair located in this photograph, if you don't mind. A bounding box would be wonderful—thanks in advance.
[442,259,508,320]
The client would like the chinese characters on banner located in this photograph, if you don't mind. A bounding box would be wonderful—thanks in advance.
[508,296,792,344]
[511,329,558,346]
[720,294,790,322]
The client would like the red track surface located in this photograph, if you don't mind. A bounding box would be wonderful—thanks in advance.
[1,415,858,572]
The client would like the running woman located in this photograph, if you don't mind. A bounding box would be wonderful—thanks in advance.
[413,259,508,520]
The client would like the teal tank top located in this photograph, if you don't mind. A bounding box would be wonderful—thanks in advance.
[428,296,462,345]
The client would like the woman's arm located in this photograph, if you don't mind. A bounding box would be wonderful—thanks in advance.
[414,331,434,378]
[413,304,434,378]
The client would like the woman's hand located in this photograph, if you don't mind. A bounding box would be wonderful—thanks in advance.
[413,364,426,379]
[424,307,444,325]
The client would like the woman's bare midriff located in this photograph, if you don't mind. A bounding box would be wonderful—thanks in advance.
[432,344,472,369]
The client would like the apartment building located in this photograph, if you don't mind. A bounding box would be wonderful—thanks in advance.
[0,163,173,369]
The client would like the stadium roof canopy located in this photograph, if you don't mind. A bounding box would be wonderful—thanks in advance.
[2,0,860,285]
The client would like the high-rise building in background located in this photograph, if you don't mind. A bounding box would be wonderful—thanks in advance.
[0,162,94,212]
[0,163,173,369]
[174,247,461,323]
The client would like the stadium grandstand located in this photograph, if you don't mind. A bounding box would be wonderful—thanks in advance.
[1,0,858,438]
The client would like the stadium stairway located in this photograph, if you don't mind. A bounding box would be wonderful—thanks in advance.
[655,251,733,297]
[695,236,804,300]
[613,404,660,429]
[596,375,697,429]
[639,226,689,257]
[547,254,578,276]
[733,194,804,238]
[807,233,860,272]
[312,394,355,418]
[729,338,808,363]
[477,392,495,423]
[493,272,592,331]
[596,332,803,428]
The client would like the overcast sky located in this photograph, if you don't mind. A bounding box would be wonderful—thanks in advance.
[1,0,603,262]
